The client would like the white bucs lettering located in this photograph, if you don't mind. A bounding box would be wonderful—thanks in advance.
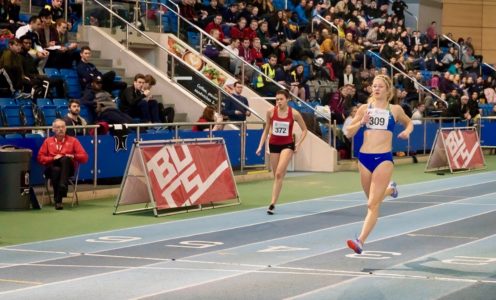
[445,130,479,169]
[146,145,229,208]
[366,108,390,130]
[272,120,290,136]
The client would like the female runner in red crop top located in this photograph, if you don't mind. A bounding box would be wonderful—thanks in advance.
[256,89,308,215]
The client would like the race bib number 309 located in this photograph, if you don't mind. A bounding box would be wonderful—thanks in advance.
[366,108,389,130]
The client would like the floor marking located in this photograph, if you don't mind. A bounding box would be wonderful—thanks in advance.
[0,278,42,285]
[2,180,496,297]
[407,233,479,240]
[0,248,81,255]
[286,233,496,299]
[8,175,496,257]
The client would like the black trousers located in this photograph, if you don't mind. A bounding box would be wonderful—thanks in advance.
[45,156,75,203]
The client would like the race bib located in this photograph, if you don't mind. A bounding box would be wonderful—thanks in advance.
[366,108,389,130]
[272,120,290,136]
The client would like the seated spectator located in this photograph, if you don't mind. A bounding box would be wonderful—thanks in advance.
[192,106,224,131]
[80,75,104,121]
[1,0,24,33]
[288,64,308,101]
[0,38,25,93]
[484,84,496,104]
[19,35,66,98]
[143,74,174,124]
[230,17,248,40]
[37,118,89,210]
[119,73,160,123]
[204,14,230,44]
[94,91,133,125]
[411,102,425,124]
[49,19,79,69]
[76,46,127,93]
[63,99,87,135]
[46,0,64,22]
[15,15,49,74]
[446,94,470,121]
[256,54,279,97]
[222,81,251,121]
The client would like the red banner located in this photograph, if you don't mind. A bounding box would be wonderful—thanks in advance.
[441,129,484,170]
[141,143,237,209]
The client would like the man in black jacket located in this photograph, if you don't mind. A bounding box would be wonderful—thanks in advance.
[119,73,160,123]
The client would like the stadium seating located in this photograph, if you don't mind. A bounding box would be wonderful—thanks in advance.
[2,105,23,127]
[5,133,23,139]
[53,98,69,107]
[38,105,59,126]
[21,105,36,126]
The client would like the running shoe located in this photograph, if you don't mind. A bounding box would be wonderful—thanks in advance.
[267,204,275,215]
[388,181,398,198]
[346,238,363,254]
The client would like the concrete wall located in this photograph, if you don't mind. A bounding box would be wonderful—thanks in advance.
[442,0,496,64]
[80,26,337,172]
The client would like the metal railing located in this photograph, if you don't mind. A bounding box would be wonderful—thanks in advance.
[441,34,462,60]
[312,14,341,53]
[366,50,448,107]
[85,0,265,127]
[145,0,329,121]
[84,0,332,146]
[0,124,100,191]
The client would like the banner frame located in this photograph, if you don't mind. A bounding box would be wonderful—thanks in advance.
[425,127,486,173]
[114,138,240,217]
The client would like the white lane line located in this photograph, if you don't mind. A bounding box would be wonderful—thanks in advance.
[0,248,81,255]
[1,183,495,296]
[407,233,479,240]
[285,232,496,299]
[7,174,496,255]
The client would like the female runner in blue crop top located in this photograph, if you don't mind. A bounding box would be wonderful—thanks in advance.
[344,74,413,254]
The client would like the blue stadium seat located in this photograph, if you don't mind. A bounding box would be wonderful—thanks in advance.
[39,105,59,125]
[3,105,23,127]
[187,31,201,50]
[0,98,16,107]
[57,106,69,118]
[16,98,33,107]
[59,68,78,79]
[53,98,69,107]
[37,98,53,106]
[44,68,60,78]
[480,104,494,116]
[79,105,93,124]
[66,80,82,98]
[21,105,36,126]
[25,133,43,139]
[5,133,23,139]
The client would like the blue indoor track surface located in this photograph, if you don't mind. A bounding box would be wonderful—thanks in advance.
[1,172,495,299]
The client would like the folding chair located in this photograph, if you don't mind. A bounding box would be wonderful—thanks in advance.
[43,163,80,207]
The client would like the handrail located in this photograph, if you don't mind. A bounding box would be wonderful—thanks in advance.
[483,63,496,73]
[313,14,340,53]
[89,0,265,122]
[367,50,448,106]
[388,0,418,32]
[132,0,330,121]
[441,34,462,60]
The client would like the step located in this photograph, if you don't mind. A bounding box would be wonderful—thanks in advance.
[174,112,187,122]
[89,58,114,68]
[99,67,126,77]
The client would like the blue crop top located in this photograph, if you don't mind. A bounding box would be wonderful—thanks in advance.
[364,103,396,132]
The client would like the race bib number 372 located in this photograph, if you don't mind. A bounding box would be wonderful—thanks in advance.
[272,121,290,136]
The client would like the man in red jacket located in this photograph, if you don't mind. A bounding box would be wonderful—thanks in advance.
[37,119,89,210]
